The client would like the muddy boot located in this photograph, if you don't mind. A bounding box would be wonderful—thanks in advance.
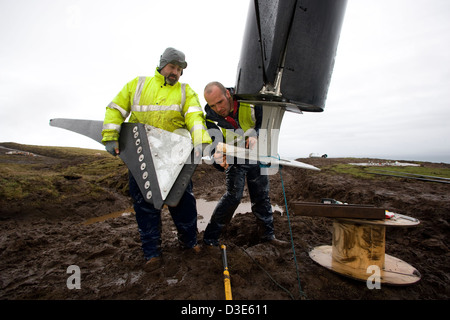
[191,244,201,254]
[144,256,162,272]
[267,238,290,248]
[182,244,202,255]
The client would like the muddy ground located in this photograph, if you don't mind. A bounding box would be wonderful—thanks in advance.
[0,143,449,307]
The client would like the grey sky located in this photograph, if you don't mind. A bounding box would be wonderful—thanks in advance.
[1,0,449,163]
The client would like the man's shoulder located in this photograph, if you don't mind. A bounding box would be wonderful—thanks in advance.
[182,82,199,96]
[127,75,152,85]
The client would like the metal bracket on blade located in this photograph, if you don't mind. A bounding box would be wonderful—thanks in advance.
[231,103,318,173]
[49,118,196,209]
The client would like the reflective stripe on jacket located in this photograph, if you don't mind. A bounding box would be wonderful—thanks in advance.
[102,68,212,146]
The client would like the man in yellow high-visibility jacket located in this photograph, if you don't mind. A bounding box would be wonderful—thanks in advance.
[102,47,212,271]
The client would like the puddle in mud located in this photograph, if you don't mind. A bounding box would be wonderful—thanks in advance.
[196,199,284,232]
[82,200,284,232]
[82,208,134,225]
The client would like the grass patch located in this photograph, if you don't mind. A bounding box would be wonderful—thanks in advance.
[0,174,60,201]
[322,162,450,180]
[0,178,28,200]
[365,166,450,179]
[0,142,108,160]
[326,164,375,179]
[0,143,128,206]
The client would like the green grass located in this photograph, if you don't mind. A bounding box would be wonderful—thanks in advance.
[0,142,107,160]
[0,143,128,206]
[322,163,450,180]
[0,172,61,202]
[327,164,375,179]
[365,166,450,178]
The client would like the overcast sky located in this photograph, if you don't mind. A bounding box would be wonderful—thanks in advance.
[1,0,449,163]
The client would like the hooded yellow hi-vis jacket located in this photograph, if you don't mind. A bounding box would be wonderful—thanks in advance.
[102,68,212,146]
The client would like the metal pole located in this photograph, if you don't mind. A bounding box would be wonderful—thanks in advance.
[221,245,232,300]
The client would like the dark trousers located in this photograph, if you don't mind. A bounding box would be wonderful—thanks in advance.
[129,172,198,260]
[203,163,274,246]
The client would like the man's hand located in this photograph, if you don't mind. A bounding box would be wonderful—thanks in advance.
[194,143,211,164]
[105,140,120,156]
[214,143,229,170]
[246,136,257,149]
[213,151,229,170]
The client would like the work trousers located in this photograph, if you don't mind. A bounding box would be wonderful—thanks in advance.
[129,172,198,260]
[203,163,274,246]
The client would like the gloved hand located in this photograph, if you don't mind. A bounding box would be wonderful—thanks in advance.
[105,140,120,156]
